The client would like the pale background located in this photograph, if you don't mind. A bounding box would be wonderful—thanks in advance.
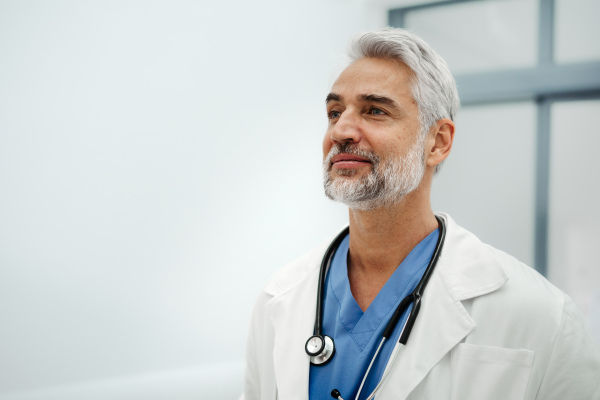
[1,0,598,399]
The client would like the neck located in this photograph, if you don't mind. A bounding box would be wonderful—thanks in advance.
[345,183,438,311]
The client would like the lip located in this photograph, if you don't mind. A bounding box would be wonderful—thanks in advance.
[331,154,370,164]
[330,153,371,170]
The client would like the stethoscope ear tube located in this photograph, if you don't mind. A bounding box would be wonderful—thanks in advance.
[399,295,421,344]
[384,216,446,345]
[398,216,446,344]
[382,294,414,338]
[413,215,446,300]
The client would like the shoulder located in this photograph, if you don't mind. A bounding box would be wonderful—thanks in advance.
[493,245,565,308]
[439,213,567,336]
[441,213,564,306]
[483,244,567,332]
[481,236,566,325]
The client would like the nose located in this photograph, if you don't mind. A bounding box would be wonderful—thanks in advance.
[329,110,362,144]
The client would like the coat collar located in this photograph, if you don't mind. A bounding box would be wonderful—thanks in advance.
[265,213,508,400]
[436,213,509,302]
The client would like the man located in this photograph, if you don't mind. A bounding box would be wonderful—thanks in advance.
[243,28,600,400]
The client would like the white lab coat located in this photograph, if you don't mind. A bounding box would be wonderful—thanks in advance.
[243,214,600,400]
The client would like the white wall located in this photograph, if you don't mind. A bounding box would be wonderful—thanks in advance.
[0,0,400,397]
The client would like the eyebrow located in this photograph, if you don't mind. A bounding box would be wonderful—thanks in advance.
[361,94,398,107]
[325,93,341,104]
[325,92,398,108]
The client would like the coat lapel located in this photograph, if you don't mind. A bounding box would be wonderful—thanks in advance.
[377,214,509,399]
[375,259,476,399]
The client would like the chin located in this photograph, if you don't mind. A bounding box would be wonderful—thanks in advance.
[331,167,362,178]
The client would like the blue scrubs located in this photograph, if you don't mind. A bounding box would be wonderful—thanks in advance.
[309,229,439,400]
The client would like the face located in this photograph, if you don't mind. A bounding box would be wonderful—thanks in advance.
[322,57,427,210]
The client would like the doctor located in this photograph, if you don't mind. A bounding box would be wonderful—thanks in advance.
[243,28,600,400]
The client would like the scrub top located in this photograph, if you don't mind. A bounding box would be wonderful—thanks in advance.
[309,229,439,400]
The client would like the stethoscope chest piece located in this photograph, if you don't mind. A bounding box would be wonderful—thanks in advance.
[306,334,335,365]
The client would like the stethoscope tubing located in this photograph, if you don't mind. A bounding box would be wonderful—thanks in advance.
[314,215,446,343]
[311,215,447,400]
[384,215,446,344]
[314,226,350,337]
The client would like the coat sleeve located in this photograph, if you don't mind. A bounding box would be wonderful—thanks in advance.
[534,294,600,399]
[243,291,277,400]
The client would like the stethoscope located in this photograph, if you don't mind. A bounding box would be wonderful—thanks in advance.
[305,215,446,400]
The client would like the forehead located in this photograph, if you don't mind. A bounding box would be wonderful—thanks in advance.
[331,57,415,100]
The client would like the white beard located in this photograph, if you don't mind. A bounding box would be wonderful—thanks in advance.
[323,134,426,210]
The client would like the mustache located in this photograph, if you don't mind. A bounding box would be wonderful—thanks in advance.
[324,143,381,167]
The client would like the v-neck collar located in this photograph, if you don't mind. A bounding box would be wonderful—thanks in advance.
[329,229,439,350]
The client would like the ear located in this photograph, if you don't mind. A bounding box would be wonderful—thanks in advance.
[426,118,455,169]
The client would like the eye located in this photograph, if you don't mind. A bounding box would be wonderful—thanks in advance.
[328,110,341,120]
[368,107,386,116]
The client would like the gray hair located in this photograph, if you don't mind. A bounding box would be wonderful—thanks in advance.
[347,28,460,172]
